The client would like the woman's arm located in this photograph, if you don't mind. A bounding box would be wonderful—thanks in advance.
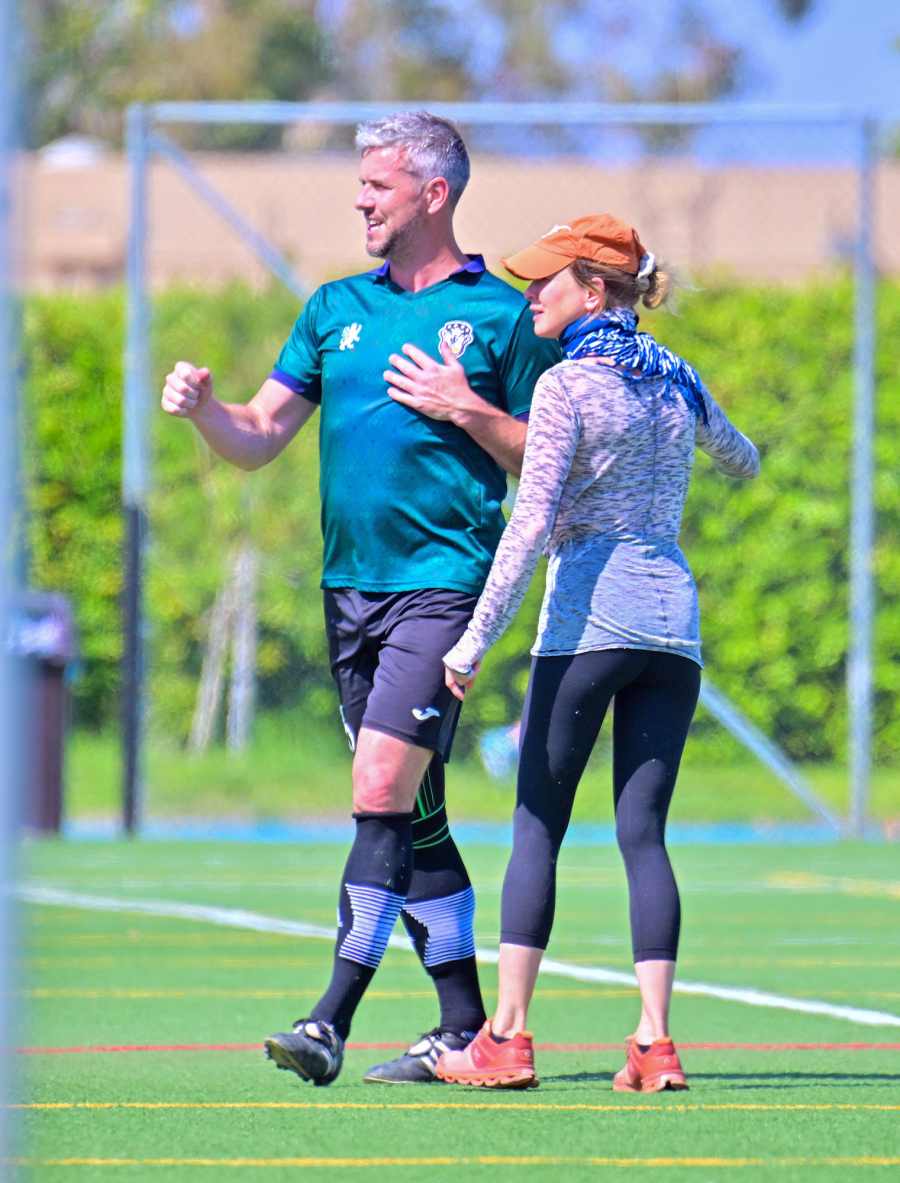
[444,370,581,676]
[695,389,760,479]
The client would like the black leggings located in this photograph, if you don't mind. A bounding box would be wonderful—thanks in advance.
[500,649,700,962]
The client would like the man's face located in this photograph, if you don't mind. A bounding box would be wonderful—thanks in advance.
[355,146,428,259]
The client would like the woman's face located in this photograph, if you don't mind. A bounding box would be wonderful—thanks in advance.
[524,266,603,339]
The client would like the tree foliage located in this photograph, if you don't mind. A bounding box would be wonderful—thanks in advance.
[25,0,331,148]
[27,0,818,148]
[21,278,900,764]
[325,0,817,106]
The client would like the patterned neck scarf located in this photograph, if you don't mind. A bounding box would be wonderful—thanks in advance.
[559,306,709,425]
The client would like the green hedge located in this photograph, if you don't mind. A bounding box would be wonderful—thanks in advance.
[21,280,900,761]
[24,292,125,728]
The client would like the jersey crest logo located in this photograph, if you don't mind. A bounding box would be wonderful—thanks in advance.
[339,322,362,351]
[438,320,474,359]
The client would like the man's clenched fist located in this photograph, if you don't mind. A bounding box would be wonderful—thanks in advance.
[161,361,213,418]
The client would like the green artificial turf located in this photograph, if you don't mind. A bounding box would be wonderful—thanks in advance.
[14,840,900,1181]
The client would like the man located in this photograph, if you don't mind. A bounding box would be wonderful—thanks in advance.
[161,111,559,1086]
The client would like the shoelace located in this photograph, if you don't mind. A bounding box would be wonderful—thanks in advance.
[411,1028,478,1065]
[291,1018,335,1048]
[408,1028,447,1062]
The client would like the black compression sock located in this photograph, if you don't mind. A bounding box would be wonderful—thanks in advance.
[403,760,486,1034]
[311,960,374,1042]
[310,812,413,1040]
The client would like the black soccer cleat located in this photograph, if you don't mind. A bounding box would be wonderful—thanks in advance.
[264,1018,344,1087]
[363,1027,478,1084]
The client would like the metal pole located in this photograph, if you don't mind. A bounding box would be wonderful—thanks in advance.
[122,105,152,835]
[0,0,21,1171]
[149,99,864,127]
[699,682,843,835]
[848,117,877,839]
[150,132,307,299]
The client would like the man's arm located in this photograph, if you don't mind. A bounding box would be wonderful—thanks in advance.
[161,363,317,470]
[449,398,527,476]
[384,342,527,476]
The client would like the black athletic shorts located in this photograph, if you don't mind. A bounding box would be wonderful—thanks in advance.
[323,588,479,762]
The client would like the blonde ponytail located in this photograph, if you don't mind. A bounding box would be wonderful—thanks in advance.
[642,265,675,310]
[571,257,678,312]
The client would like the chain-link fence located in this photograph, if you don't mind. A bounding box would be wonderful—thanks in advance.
[116,102,896,836]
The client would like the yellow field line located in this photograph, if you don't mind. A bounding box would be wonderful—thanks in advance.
[25,957,325,970]
[14,1101,900,1113]
[7,1155,900,1169]
[28,989,633,1002]
[790,991,900,1001]
[26,972,899,1001]
[30,969,900,985]
[29,934,301,946]
[677,958,900,969]
[512,988,637,998]
[767,871,900,900]
[26,989,435,1000]
[22,977,634,998]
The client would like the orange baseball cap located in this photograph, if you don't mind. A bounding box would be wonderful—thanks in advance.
[502,214,647,280]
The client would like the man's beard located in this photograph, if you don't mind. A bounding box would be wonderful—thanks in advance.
[366,210,427,260]
[367,234,391,259]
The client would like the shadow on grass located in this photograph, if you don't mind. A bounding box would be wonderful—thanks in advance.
[689,1071,900,1089]
[543,1072,616,1085]
[543,1070,900,1089]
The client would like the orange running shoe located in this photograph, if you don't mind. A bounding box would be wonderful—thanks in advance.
[612,1036,688,1093]
[435,1021,539,1089]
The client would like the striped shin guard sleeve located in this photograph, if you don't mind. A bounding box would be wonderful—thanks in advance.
[338,883,405,969]
[401,885,476,967]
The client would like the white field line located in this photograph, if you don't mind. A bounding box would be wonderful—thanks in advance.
[18,885,900,1031]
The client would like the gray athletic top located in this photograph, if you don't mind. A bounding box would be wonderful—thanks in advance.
[443,358,760,673]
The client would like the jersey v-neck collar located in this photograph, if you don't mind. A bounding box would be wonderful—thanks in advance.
[370,253,486,296]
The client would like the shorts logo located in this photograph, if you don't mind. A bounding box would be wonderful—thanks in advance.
[438,320,474,359]
[339,705,357,752]
[412,706,441,722]
[339,322,362,351]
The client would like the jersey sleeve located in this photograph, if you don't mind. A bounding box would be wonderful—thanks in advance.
[270,288,324,404]
[443,368,580,671]
[695,387,760,478]
[497,304,562,418]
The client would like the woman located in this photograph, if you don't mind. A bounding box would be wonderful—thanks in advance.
[435,214,759,1092]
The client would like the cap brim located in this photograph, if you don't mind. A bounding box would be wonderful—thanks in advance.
[501,242,572,281]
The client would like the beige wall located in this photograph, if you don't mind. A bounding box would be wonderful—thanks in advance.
[24,152,900,292]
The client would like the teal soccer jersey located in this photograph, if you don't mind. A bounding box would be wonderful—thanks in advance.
[272,257,560,593]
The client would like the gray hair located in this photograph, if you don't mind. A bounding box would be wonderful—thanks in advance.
[355,111,471,209]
